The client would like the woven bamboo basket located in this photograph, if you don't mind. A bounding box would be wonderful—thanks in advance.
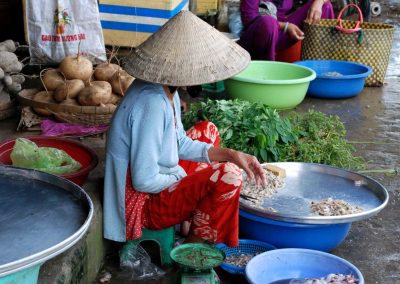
[17,89,116,126]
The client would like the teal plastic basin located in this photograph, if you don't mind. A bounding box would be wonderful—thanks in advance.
[0,264,41,284]
[224,61,316,110]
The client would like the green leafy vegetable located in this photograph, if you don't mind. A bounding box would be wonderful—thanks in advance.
[280,110,366,170]
[183,99,365,170]
[183,99,297,162]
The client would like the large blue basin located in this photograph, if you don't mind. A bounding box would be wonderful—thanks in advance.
[239,210,351,252]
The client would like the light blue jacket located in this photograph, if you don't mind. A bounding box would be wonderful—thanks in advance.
[103,80,212,242]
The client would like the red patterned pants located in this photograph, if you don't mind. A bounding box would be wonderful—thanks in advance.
[142,121,242,247]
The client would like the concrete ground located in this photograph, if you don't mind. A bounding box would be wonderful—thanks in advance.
[0,1,399,283]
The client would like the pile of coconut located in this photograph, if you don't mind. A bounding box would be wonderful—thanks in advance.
[33,51,134,116]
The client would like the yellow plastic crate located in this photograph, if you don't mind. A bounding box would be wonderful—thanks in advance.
[195,0,218,15]
[99,0,189,47]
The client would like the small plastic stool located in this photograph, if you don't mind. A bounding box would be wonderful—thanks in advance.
[276,40,302,63]
[120,227,175,267]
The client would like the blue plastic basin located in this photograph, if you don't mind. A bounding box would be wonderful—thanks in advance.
[246,248,364,284]
[239,210,351,252]
[294,60,372,99]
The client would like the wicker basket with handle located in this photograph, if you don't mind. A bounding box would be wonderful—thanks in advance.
[301,4,394,86]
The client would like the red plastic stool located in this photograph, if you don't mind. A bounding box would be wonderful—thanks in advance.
[276,40,302,63]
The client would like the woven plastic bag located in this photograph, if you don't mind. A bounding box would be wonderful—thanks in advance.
[10,138,81,175]
[25,0,106,64]
[301,4,394,86]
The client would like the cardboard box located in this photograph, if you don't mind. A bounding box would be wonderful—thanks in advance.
[195,0,218,15]
[99,0,189,47]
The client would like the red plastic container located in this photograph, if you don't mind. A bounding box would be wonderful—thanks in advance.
[0,136,98,186]
[276,40,302,63]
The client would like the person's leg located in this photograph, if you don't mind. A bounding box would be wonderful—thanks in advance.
[187,163,242,247]
[178,121,221,236]
[142,162,242,247]
[238,15,280,60]
[276,1,334,52]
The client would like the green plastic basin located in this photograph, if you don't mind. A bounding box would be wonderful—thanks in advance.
[224,61,316,110]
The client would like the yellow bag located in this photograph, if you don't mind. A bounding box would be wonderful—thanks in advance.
[301,4,394,86]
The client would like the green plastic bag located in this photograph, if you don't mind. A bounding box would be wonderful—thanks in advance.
[10,138,82,175]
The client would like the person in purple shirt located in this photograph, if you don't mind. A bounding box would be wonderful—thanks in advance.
[238,0,334,60]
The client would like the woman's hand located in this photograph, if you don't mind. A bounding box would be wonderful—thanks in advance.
[287,23,305,41]
[230,151,267,188]
[208,147,267,188]
[306,0,324,24]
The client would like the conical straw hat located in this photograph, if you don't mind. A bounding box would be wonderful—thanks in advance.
[123,10,250,86]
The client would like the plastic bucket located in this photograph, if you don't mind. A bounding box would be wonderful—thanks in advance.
[276,41,302,63]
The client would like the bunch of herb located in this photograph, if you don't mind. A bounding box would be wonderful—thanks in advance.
[183,99,297,162]
[183,99,365,170]
[280,110,366,170]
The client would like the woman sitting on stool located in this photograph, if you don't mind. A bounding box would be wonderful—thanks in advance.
[103,11,266,248]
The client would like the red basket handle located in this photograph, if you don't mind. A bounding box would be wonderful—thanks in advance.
[335,4,363,34]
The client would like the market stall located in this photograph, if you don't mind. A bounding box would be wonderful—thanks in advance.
[0,1,398,284]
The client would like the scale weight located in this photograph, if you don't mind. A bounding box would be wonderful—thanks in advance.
[181,268,219,284]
